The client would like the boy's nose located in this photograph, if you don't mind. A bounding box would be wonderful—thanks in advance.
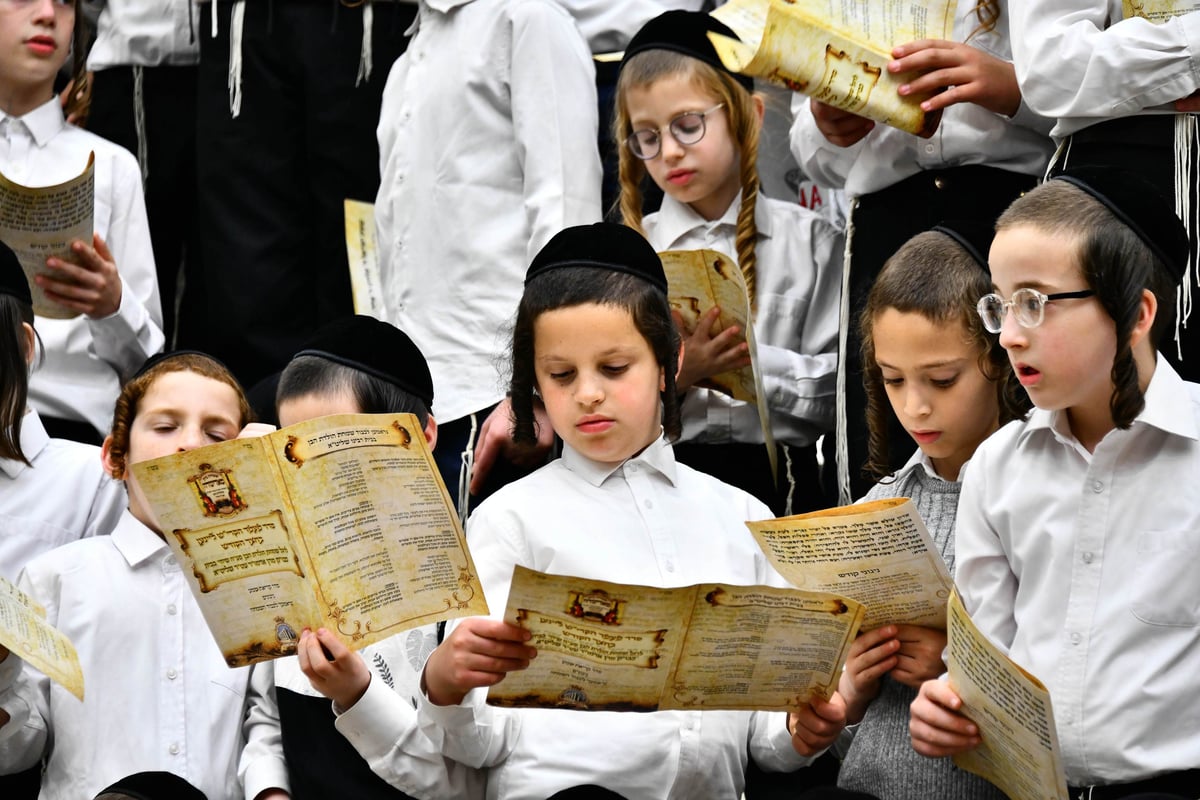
[904,389,931,419]
[998,307,1027,350]
[177,427,208,452]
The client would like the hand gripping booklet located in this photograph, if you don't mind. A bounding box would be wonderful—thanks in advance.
[0,152,94,319]
[947,590,1069,800]
[710,0,954,137]
[129,413,488,667]
[487,565,864,712]
[659,248,777,478]
[0,574,83,700]
[746,498,955,631]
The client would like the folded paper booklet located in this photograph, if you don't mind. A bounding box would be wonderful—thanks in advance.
[130,413,488,667]
[1123,0,1200,21]
[746,498,954,631]
[659,248,776,475]
[710,0,953,136]
[0,152,94,319]
[0,574,83,700]
[947,591,1069,800]
[487,565,864,712]
[343,199,386,319]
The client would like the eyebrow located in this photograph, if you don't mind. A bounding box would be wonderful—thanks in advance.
[876,358,968,371]
[994,279,1059,293]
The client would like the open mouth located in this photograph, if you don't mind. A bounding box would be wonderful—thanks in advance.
[1015,363,1041,386]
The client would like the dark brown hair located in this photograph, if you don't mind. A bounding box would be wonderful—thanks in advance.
[0,295,35,464]
[510,267,682,444]
[996,180,1176,429]
[860,231,1028,481]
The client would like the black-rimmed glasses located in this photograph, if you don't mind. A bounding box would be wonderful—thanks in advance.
[976,287,1097,333]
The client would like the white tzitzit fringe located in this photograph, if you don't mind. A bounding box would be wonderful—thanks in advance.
[835,199,857,506]
[132,65,149,187]
[1174,114,1198,361]
[228,0,246,118]
[457,412,479,527]
[357,3,374,87]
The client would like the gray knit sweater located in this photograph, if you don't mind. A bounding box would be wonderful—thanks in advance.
[835,456,1004,800]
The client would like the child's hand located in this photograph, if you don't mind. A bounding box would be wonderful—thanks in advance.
[839,624,901,723]
[238,423,277,439]
[672,307,750,393]
[909,678,981,757]
[1175,90,1200,112]
[786,692,847,756]
[471,397,555,494]
[296,627,371,711]
[422,618,535,707]
[889,39,1020,117]
[37,233,123,319]
[890,625,948,688]
[808,98,875,147]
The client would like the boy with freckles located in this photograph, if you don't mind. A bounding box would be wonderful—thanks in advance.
[909,167,1200,798]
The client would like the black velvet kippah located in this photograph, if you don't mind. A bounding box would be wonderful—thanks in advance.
[96,771,208,800]
[1052,166,1190,282]
[294,314,434,409]
[130,350,231,382]
[932,219,995,274]
[0,239,30,305]
[526,223,667,293]
[621,10,754,92]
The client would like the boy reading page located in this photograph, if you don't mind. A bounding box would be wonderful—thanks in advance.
[129,413,487,666]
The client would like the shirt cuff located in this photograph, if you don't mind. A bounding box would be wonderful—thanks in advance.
[241,755,290,800]
[335,671,420,766]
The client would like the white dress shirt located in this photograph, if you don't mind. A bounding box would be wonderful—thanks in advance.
[241,625,485,800]
[375,0,602,423]
[415,436,809,800]
[0,99,163,434]
[553,0,704,53]
[643,194,842,447]
[88,0,201,70]
[954,358,1200,785]
[1010,0,1200,139]
[0,409,126,582]
[0,511,251,799]
[788,0,1053,197]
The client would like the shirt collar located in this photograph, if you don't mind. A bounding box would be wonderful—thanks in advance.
[0,97,66,148]
[653,194,773,248]
[111,510,171,568]
[560,432,678,488]
[1017,355,1198,448]
[0,409,50,479]
[420,0,473,15]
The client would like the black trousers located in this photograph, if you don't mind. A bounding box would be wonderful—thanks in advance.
[1050,114,1200,383]
[839,166,1036,501]
[181,0,415,388]
[88,64,197,348]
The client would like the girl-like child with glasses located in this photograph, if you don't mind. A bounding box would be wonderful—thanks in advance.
[298,223,816,798]
[614,11,843,515]
[789,223,1026,800]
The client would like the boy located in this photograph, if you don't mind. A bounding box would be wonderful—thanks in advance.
[0,0,163,444]
[909,167,1200,797]
[240,315,483,800]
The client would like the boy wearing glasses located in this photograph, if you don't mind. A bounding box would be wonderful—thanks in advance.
[910,166,1200,798]
[372,0,602,515]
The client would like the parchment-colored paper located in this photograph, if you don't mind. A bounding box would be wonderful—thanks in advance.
[343,199,386,319]
[0,574,83,700]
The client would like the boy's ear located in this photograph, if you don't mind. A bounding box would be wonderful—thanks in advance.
[423,415,438,451]
[667,340,686,391]
[752,93,765,127]
[100,434,122,480]
[20,322,34,366]
[1129,288,1158,351]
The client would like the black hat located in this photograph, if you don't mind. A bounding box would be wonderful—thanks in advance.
[932,219,995,273]
[130,350,232,382]
[621,11,754,93]
[1052,166,1190,282]
[526,223,667,293]
[95,771,207,800]
[0,240,31,305]
[294,315,434,409]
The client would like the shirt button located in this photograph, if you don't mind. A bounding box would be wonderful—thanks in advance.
[1092,480,1103,493]
[168,743,180,755]
[665,561,675,572]
[925,144,935,154]
[1070,632,1081,645]
[1082,552,1094,564]
[166,668,178,680]
[644,499,653,509]
[167,604,178,615]
[628,463,638,473]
